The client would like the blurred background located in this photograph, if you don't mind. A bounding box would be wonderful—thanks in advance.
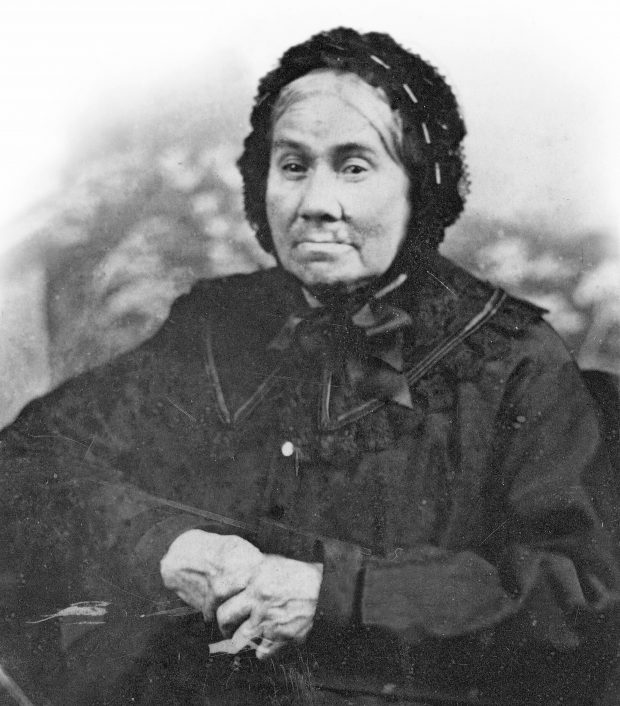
[0,0,618,428]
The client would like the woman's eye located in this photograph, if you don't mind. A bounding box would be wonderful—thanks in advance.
[342,162,369,176]
[281,161,306,174]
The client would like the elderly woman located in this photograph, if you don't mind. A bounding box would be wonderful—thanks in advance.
[1,27,619,706]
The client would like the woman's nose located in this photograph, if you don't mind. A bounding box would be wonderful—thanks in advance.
[299,168,343,222]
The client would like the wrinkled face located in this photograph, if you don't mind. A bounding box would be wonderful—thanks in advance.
[266,73,410,293]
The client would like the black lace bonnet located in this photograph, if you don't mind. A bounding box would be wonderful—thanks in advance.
[237,27,468,262]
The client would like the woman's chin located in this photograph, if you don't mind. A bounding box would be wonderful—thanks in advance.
[288,268,375,298]
[293,266,361,289]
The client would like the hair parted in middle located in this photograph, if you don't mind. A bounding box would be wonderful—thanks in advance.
[237,27,469,264]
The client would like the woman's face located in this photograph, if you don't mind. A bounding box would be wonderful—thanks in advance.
[266,72,410,293]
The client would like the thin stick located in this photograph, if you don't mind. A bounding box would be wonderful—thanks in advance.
[0,663,36,706]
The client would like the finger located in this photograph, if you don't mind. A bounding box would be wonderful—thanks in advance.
[253,619,286,660]
[229,617,263,653]
[200,593,217,623]
[228,617,285,659]
[216,590,254,637]
[171,572,217,621]
[209,634,262,655]
[255,637,286,661]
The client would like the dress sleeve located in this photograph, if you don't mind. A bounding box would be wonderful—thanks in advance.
[0,354,208,608]
[314,326,620,660]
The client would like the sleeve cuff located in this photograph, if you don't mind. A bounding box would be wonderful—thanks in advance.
[314,536,366,628]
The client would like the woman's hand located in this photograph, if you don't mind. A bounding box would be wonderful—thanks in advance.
[160,529,263,620]
[216,555,324,659]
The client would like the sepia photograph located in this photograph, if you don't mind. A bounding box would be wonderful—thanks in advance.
[0,1,619,704]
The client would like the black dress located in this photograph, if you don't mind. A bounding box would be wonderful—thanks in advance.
[2,254,619,705]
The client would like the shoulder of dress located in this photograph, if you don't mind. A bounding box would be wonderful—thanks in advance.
[458,287,573,380]
[151,267,288,340]
[422,254,547,335]
[184,267,289,307]
[4,272,291,432]
[399,254,559,379]
[489,292,547,336]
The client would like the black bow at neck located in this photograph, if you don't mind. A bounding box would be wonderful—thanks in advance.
[268,280,415,410]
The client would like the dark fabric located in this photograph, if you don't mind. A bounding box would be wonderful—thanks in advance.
[582,369,620,472]
[1,254,619,705]
[581,369,620,706]
[268,297,415,410]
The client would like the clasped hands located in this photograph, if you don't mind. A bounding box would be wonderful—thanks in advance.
[160,530,323,659]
